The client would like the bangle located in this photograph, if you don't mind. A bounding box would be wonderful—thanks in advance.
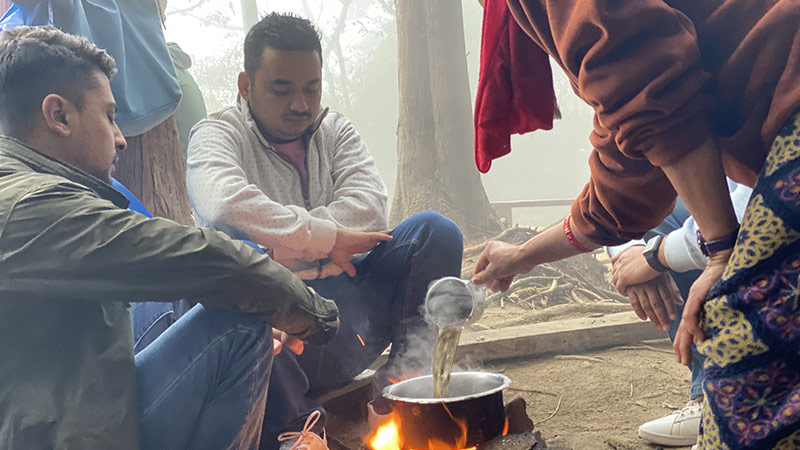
[563,214,592,253]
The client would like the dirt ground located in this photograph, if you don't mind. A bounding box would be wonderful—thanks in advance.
[322,245,700,450]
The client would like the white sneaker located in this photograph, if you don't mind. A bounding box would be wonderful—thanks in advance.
[278,410,329,450]
[638,398,702,447]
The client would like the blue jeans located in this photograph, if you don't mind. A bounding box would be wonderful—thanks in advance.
[260,211,463,448]
[135,305,273,450]
[666,270,705,400]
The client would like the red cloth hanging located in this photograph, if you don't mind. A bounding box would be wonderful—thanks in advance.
[473,0,558,173]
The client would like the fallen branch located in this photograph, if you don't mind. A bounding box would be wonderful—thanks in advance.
[537,393,564,424]
[611,344,673,355]
[506,387,558,397]
[553,354,609,363]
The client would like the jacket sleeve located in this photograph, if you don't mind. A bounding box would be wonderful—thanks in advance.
[542,0,713,164]
[521,0,715,243]
[187,118,337,260]
[570,116,678,245]
[0,182,339,344]
[306,115,388,231]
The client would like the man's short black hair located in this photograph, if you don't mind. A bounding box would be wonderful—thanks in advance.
[0,26,117,139]
[244,12,323,75]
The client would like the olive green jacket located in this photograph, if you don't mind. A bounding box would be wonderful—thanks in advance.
[0,136,338,450]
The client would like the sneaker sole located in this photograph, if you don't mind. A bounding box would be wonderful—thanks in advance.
[638,427,698,447]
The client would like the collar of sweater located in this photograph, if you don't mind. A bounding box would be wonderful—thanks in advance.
[237,96,329,150]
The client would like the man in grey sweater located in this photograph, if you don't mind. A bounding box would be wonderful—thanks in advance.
[187,12,464,450]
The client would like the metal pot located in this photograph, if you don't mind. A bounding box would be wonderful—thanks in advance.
[382,372,510,449]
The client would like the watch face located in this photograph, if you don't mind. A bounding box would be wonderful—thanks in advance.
[644,235,661,255]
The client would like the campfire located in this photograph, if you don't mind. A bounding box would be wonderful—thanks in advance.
[364,393,546,450]
[364,372,513,450]
[360,275,552,450]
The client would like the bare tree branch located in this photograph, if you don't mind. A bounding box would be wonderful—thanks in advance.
[300,0,324,25]
[174,11,242,31]
[332,39,351,109]
[166,0,212,18]
[376,0,394,16]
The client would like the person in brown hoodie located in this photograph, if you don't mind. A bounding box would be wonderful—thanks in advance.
[472,1,800,449]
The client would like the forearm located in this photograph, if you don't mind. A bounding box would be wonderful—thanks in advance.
[516,216,601,270]
[307,189,388,232]
[660,138,738,242]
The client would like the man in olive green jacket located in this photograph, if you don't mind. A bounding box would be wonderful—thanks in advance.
[0,27,339,450]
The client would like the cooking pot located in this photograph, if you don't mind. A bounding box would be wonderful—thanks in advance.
[382,372,510,449]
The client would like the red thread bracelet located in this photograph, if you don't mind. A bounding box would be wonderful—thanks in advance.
[563,214,592,253]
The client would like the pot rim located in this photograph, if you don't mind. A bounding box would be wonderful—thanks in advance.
[382,371,511,404]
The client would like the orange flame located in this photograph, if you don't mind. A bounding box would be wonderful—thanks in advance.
[366,404,479,450]
[386,370,422,385]
[357,334,366,346]
[366,412,402,450]
[419,405,472,450]
[502,416,509,436]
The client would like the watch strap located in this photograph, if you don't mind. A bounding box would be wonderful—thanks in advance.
[643,235,670,273]
[696,227,739,257]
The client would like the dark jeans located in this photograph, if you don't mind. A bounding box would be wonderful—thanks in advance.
[647,199,706,400]
[667,270,706,399]
[260,211,463,449]
[135,305,273,450]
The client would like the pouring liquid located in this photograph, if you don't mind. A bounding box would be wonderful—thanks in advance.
[432,325,463,398]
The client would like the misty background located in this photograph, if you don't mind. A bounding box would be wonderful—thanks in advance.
[162,0,594,228]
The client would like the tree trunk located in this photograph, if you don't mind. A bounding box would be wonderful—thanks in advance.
[114,115,193,225]
[391,0,501,241]
[241,0,259,31]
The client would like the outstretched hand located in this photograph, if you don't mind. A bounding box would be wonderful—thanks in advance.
[472,240,526,292]
[329,228,392,277]
[674,249,732,365]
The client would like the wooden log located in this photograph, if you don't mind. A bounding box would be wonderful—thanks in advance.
[457,311,666,362]
[366,311,665,372]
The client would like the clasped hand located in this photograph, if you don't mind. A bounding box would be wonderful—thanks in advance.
[610,245,682,331]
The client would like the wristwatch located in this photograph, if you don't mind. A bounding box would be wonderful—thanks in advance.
[696,227,739,257]
[643,235,670,272]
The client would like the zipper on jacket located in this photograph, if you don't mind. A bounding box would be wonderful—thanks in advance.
[268,147,313,210]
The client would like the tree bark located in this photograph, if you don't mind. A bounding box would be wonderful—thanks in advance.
[114,115,193,225]
[392,0,501,241]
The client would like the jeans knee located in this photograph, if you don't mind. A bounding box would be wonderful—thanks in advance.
[192,306,273,355]
[404,211,463,264]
